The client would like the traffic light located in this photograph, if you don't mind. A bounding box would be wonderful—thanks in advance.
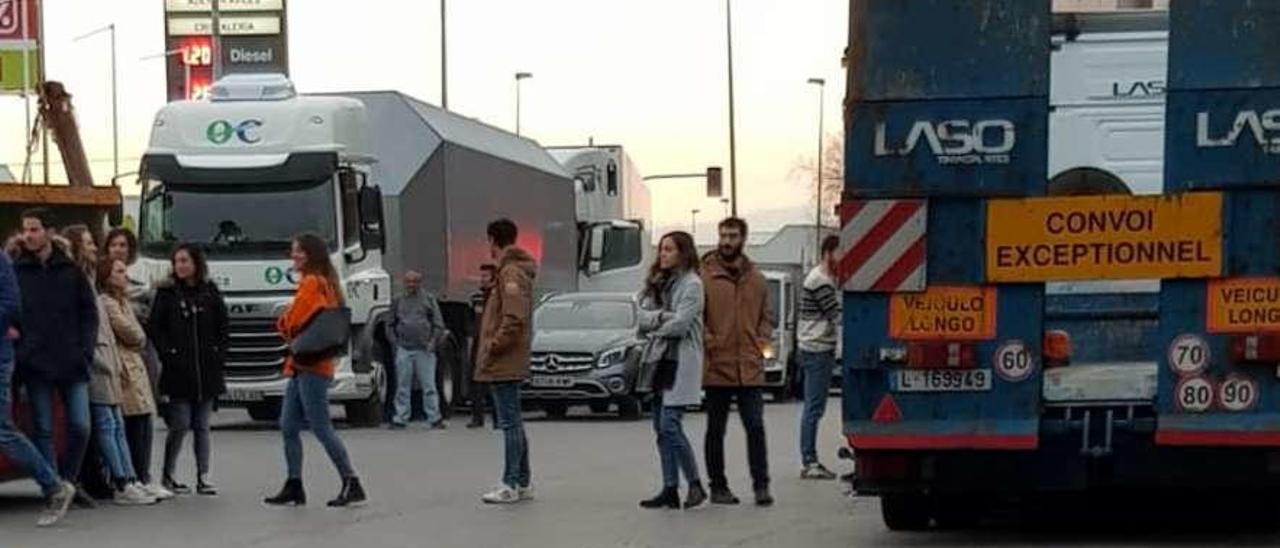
[706,166,723,198]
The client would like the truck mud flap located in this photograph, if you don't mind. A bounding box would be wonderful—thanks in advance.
[842,285,1043,451]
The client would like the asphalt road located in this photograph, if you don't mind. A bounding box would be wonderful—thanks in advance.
[4,399,1280,547]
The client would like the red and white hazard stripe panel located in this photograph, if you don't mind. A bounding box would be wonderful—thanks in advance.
[838,199,927,292]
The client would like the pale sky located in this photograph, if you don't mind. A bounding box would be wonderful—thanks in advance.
[0,0,847,241]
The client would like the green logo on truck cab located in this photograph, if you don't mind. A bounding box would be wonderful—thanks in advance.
[206,119,263,145]
[265,266,284,285]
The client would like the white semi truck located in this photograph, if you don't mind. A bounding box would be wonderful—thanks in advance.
[135,75,653,424]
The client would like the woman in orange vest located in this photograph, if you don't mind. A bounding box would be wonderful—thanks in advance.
[264,233,366,507]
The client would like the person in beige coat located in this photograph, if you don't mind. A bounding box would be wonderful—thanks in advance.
[98,255,170,500]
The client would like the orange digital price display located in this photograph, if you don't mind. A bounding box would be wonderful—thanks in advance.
[181,38,213,67]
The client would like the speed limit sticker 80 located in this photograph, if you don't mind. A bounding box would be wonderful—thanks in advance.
[1169,334,1210,376]
[1174,376,1214,413]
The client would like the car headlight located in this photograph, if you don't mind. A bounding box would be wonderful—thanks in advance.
[598,346,629,369]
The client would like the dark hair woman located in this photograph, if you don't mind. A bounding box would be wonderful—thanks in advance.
[265,233,366,507]
[149,243,228,496]
[636,231,706,510]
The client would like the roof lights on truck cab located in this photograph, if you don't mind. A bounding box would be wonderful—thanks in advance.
[208,73,297,102]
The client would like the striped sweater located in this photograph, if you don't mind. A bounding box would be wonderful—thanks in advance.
[798,265,841,353]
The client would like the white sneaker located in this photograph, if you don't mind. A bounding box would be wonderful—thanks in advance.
[37,481,76,527]
[142,482,175,501]
[481,485,521,504]
[518,485,535,501]
[114,483,158,506]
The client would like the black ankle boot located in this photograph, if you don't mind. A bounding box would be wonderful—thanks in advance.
[327,477,367,507]
[264,479,306,506]
[639,487,680,509]
[684,482,707,509]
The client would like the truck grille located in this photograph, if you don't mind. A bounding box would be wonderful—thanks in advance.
[226,317,286,380]
[530,352,595,373]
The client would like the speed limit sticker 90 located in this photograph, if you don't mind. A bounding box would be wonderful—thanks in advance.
[993,340,1035,382]
[1174,376,1214,413]
[1218,375,1258,412]
[1168,334,1210,376]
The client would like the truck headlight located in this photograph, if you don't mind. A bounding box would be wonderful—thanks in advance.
[598,346,629,369]
[762,343,776,361]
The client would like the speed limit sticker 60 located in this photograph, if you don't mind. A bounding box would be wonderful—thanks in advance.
[1175,376,1214,413]
[994,340,1035,382]
[1218,375,1258,412]
[1169,334,1210,376]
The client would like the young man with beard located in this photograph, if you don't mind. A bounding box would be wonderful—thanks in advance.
[700,217,774,506]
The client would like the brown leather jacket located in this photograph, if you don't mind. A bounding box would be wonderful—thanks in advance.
[475,246,537,383]
[700,252,773,387]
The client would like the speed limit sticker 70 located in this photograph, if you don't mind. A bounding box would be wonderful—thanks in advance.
[1175,376,1214,413]
[1218,375,1258,412]
[1169,334,1210,376]
[994,340,1035,382]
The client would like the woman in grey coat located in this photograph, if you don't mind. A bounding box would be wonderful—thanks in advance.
[636,231,706,510]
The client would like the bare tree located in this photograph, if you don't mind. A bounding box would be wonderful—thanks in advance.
[790,133,844,227]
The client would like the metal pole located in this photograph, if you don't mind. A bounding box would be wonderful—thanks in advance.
[515,77,521,136]
[691,209,700,239]
[110,23,119,181]
[211,0,223,80]
[815,82,824,251]
[38,0,48,184]
[725,0,738,218]
[20,0,31,183]
[440,0,448,109]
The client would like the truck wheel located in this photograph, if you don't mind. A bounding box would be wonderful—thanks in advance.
[881,493,932,531]
[589,401,611,414]
[246,402,280,423]
[543,402,569,419]
[616,397,643,421]
[345,393,384,427]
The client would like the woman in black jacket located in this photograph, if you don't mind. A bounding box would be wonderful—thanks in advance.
[148,244,228,496]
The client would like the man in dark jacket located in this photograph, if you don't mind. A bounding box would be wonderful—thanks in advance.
[466,264,496,429]
[12,208,97,505]
[476,219,537,505]
[701,217,774,507]
[0,244,77,526]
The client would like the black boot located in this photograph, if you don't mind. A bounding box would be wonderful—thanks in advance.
[327,477,367,507]
[639,487,680,509]
[264,479,306,506]
[684,482,707,509]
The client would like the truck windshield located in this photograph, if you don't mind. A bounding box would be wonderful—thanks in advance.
[139,179,337,258]
[535,300,636,331]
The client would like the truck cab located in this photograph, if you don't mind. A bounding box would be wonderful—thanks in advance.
[135,74,390,424]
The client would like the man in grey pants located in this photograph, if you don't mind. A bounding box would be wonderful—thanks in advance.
[389,271,448,429]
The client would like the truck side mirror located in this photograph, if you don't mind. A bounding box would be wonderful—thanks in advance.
[588,224,606,275]
[358,182,385,252]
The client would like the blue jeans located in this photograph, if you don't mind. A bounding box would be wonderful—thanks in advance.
[491,382,529,489]
[652,393,700,489]
[26,379,91,479]
[799,350,835,465]
[0,361,60,495]
[280,371,355,479]
[164,399,213,478]
[91,405,136,482]
[394,347,441,425]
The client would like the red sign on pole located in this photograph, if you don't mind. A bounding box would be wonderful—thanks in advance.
[0,0,39,42]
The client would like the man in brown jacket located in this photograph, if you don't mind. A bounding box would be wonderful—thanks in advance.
[475,219,537,505]
[702,217,775,506]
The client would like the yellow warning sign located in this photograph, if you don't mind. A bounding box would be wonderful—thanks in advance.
[986,193,1223,282]
[1207,278,1280,333]
[888,285,997,341]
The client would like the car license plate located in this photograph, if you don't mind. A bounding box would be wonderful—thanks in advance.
[892,369,992,392]
[222,388,264,402]
[530,376,574,388]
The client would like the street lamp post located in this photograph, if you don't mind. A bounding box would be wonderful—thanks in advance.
[74,23,119,181]
[515,72,533,136]
[441,0,448,109]
[725,0,739,218]
[691,209,701,240]
[807,77,826,253]
[721,198,730,219]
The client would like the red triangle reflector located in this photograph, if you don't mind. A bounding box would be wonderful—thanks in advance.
[872,394,902,423]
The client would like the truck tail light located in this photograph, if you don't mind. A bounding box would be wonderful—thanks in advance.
[1043,330,1072,368]
[906,342,976,368]
[1230,334,1280,363]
